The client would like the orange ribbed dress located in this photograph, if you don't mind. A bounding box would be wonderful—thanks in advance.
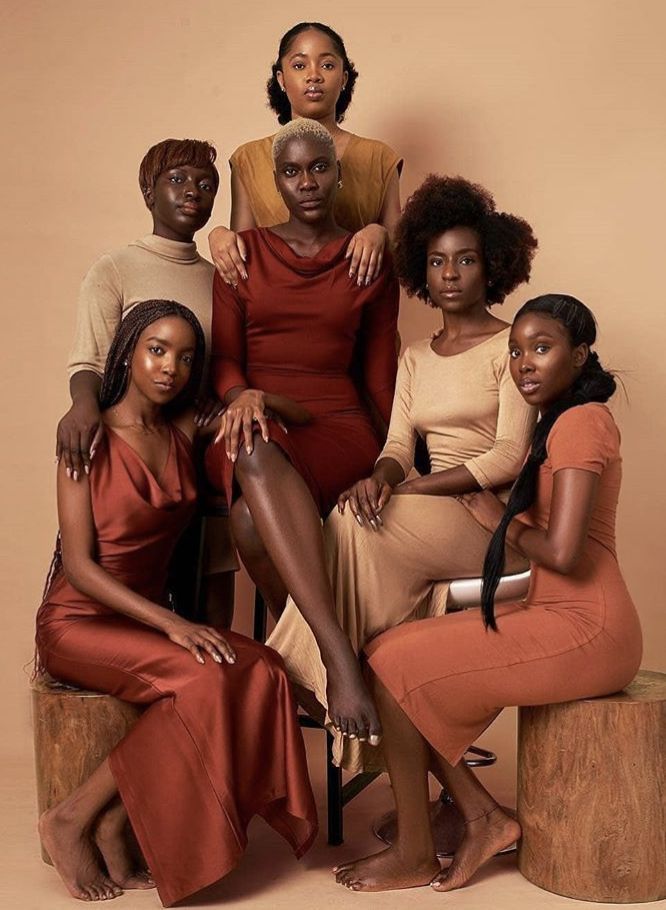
[365,403,643,765]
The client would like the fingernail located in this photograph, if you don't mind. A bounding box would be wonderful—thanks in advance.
[349,270,354,278]
[73,470,79,481]
[369,735,381,746]
[231,453,236,462]
[355,515,363,526]
[213,654,222,663]
[90,448,96,460]
[357,277,363,286]
[365,277,371,286]
[54,457,59,464]
[241,271,248,280]
[84,465,90,475]
[66,467,71,478]
[228,656,236,664]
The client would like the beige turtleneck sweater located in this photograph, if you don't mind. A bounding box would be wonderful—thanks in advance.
[67,234,214,378]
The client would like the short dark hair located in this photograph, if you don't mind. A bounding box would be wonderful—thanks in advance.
[266,22,359,125]
[138,139,219,204]
[394,175,538,306]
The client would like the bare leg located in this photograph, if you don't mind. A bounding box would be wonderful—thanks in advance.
[231,497,288,619]
[93,798,155,890]
[428,753,520,891]
[333,676,440,891]
[39,759,124,901]
[235,441,381,739]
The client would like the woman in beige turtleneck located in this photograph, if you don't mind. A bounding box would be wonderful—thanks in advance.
[55,138,237,621]
[268,176,539,771]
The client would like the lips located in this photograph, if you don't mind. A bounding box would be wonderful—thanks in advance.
[299,198,323,208]
[518,379,540,394]
[178,203,202,216]
[155,381,175,391]
[304,88,324,98]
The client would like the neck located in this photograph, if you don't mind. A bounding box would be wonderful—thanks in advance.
[290,109,341,135]
[152,223,195,244]
[439,301,492,337]
[110,387,166,430]
[284,211,340,244]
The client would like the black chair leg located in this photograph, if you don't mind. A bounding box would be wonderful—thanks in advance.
[253,589,267,643]
[326,731,343,845]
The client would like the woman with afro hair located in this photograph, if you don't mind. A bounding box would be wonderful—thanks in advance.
[268,175,538,772]
[208,21,402,291]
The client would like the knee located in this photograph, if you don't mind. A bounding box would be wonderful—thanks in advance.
[235,438,276,481]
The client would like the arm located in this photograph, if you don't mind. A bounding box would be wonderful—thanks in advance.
[57,458,236,663]
[462,469,600,575]
[338,350,412,526]
[57,256,122,478]
[346,157,402,284]
[358,263,400,429]
[398,348,536,497]
[207,168,256,285]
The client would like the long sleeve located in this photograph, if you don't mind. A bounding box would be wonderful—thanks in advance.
[210,270,248,399]
[464,350,536,488]
[359,262,399,425]
[67,255,124,378]
[376,349,417,476]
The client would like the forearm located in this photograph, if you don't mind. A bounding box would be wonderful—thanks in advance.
[372,457,405,488]
[63,556,175,633]
[399,464,481,497]
[504,520,580,574]
[69,370,101,406]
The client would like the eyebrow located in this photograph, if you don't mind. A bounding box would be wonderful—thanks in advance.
[511,330,558,342]
[429,247,480,256]
[280,156,331,168]
[288,51,338,61]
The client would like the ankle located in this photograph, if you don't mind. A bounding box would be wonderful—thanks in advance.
[463,804,501,825]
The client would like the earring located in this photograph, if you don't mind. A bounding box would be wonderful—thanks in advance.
[487,280,493,287]
[337,180,343,189]
[123,360,128,367]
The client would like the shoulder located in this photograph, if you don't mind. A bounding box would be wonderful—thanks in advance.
[400,337,432,370]
[230,136,274,169]
[345,135,402,176]
[547,403,619,469]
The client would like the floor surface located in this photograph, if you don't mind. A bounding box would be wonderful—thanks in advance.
[4,724,664,910]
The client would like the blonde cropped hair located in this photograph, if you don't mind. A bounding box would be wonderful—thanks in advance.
[271,118,335,165]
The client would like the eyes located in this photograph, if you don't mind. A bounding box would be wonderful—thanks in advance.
[509,344,551,359]
[428,255,478,267]
[281,161,329,178]
[167,172,215,193]
[291,60,338,71]
[148,345,194,366]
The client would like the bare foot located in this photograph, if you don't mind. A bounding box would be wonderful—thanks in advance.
[333,845,440,892]
[431,806,520,892]
[39,808,123,901]
[94,803,155,890]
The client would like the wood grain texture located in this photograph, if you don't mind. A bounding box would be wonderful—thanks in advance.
[517,670,666,903]
[31,678,143,864]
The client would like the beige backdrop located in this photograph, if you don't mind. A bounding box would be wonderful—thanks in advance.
[2,0,665,792]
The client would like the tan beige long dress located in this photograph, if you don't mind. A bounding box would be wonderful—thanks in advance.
[267,328,536,771]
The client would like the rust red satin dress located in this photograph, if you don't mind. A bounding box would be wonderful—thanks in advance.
[366,404,643,765]
[205,228,399,514]
[36,425,317,908]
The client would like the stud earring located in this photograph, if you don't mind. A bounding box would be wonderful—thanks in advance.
[337,180,343,189]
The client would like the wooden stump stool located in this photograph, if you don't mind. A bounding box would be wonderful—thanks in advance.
[518,669,666,903]
[31,677,144,864]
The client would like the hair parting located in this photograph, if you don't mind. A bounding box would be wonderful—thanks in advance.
[481,294,617,630]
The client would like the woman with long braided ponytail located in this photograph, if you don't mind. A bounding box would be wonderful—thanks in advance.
[333,294,642,894]
[36,301,316,906]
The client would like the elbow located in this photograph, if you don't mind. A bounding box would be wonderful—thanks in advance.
[550,548,581,575]
[62,557,93,595]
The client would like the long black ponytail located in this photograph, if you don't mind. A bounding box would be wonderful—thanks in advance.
[481,294,617,630]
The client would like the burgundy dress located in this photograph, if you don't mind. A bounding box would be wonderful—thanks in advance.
[205,228,399,514]
[36,425,317,908]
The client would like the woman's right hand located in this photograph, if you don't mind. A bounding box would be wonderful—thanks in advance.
[337,475,393,530]
[165,615,237,666]
[214,389,268,461]
[56,399,103,481]
[208,225,248,287]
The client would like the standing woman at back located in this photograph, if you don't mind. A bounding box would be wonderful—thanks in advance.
[209,21,402,288]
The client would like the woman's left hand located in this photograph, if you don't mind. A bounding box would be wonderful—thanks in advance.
[194,394,225,427]
[459,490,506,534]
[345,223,388,286]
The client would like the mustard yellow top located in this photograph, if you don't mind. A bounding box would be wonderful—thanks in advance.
[229,133,403,231]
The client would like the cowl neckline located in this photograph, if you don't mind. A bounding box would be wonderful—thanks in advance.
[258,227,351,277]
[103,423,189,510]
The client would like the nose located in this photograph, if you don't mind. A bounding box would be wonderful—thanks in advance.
[306,64,323,82]
[443,259,459,280]
[184,178,201,200]
[298,169,318,191]
[518,356,534,372]
[162,355,177,376]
